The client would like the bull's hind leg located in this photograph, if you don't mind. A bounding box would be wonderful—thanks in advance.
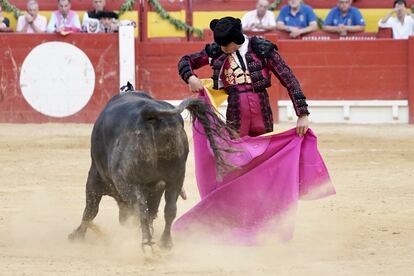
[147,181,167,235]
[68,165,104,241]
[112,180,154,252]
[116,200,135,226]
[136,188,153,249]
[160,175,183,249]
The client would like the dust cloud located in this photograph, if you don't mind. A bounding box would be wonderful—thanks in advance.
[1,123,413,275]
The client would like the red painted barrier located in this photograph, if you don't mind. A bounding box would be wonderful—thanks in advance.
[0,33,119,123]
[135,37,414,122]
[1,34,414,123]
[136,38,411,109]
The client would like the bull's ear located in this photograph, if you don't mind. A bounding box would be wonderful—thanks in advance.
[127,81,135,91]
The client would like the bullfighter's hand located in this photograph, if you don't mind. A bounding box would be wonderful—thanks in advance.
[296,115,309,137]
[188,75,204,93]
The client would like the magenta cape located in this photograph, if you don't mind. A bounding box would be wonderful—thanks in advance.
[173,87,335,244]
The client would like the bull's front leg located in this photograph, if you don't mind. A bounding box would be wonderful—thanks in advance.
[68,165,103,241]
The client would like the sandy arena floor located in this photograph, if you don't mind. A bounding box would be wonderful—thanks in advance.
[0,123,413,275]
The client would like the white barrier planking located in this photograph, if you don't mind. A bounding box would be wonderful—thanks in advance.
[167,100,409,124]
[279,100,409,123]
[119,25,136,89]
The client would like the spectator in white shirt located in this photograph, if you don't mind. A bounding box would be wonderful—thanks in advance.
[241,0,276,32]
[16,0,47,33]
[379,0,414,39]
[47,0,81,34]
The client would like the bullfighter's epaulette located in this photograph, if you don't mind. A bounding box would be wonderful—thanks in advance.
[250,36,278,58]
[205,43,224,59]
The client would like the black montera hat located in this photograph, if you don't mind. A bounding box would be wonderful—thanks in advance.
[210,16,245,46]
[96,11,119,19]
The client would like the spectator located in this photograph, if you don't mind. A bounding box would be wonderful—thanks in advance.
[379,0,414,39]
[96,11,118,33]
[323,0,365,36]
[47,0,81,34]
[276,0,318,38]
[16,0,47,33]
[82,0,112,32]
[241,0,276,32]
[0,5,11,32]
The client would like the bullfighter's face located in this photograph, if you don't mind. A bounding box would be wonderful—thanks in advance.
[221,42,241,54]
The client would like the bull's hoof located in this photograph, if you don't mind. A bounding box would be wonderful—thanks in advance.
[160,237,173,250]
[118,210,132,226]
[141,241,158,260]
[88,223,103,236]
[68,230,85,242]
[119,215,128,226]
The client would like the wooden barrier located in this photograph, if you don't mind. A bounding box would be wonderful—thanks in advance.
[0,33,119,123]
[0,33,413,123]
[136,38,410,101]
[136,37,413,123]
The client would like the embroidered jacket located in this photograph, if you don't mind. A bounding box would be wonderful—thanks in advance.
[178,36,309,129]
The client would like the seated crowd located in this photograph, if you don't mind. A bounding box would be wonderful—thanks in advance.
[1,0,414,39]
[241,0,414,39]
[0,0,122,34]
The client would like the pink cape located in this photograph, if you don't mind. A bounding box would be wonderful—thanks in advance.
[173,88,335,244]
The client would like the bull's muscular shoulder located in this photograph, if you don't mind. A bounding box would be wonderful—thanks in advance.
[250,36,278,58]
[205,43,224,59]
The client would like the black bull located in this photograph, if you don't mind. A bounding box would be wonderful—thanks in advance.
[68,91,235,250]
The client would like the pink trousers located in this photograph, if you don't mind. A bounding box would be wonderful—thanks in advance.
[237,92,266,137]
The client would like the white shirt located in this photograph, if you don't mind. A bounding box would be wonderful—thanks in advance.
[16,14,47,33]
[47,11,81,33]
[230,35,249,70]
[241,10,276,31]
[378,15,414,39]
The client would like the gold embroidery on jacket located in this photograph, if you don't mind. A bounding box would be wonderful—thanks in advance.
[223,55,252,85]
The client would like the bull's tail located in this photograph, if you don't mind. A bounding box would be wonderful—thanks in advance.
[181,98,240,176]
[142,97,239,176]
